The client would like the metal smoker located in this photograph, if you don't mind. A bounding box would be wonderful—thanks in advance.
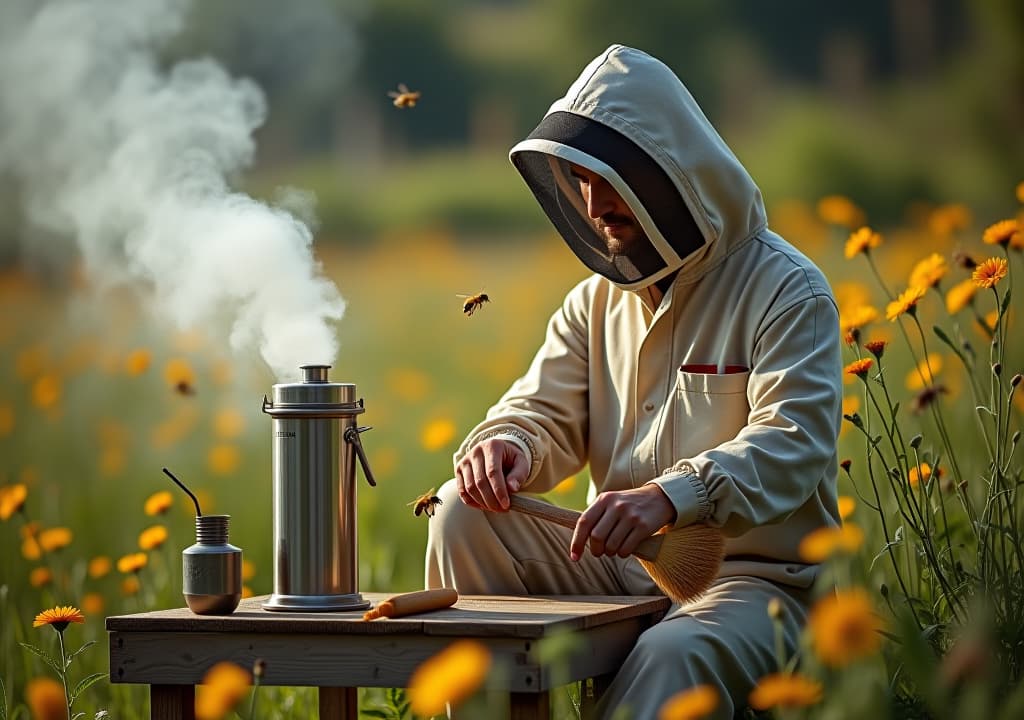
[261,364,376,611]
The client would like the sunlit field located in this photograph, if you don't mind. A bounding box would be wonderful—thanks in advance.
[3,191,1024,718]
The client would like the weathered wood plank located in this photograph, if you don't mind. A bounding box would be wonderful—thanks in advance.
[510,690,549,720]
[318,686,357,720]
[105,594,670,638]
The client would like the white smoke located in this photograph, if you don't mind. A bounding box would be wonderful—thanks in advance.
[0,0,347,380]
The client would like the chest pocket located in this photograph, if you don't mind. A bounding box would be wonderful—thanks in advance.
[670,365,751,460]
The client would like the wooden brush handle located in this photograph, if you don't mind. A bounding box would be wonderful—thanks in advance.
[508,495,664,562]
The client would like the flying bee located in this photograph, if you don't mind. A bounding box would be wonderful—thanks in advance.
[408,488,443,518]
[457,292,490,317]
[388,83,421,109]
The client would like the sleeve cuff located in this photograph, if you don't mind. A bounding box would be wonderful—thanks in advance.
[462,427,538,486]
[647,465,711,529]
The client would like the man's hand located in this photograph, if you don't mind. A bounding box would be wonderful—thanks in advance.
[570,484,677,561]
[456,438,529,512]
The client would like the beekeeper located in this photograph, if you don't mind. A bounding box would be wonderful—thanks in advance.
[425,44,843,718]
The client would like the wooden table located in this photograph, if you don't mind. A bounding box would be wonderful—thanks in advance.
[107,593,669,720]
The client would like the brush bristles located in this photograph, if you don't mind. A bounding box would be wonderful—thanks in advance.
[637,524,725,604]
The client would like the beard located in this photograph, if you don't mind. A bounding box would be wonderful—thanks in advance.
[595,212,648,257]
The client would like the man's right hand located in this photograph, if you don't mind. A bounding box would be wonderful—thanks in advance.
[456,438,529,512]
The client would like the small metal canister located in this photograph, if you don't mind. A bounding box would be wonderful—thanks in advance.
[183,515,242,615]
[261,364,376,612]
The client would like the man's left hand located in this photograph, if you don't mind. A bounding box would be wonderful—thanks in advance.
[569,484,677,561]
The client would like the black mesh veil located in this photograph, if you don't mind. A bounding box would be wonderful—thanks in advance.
[511,112,706,290]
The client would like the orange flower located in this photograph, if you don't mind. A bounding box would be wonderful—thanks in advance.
[972,257,1008,289]
[909,463,942,487]
[31,374,62,410]
[212,408,245,440]
[124,348,152,376]
[29,567,52,587]
[117,552,148,574]
[144,490,174,516]
[139,525,169,551]
[81,592,105,616]
[658,684,718,720]
[844,226,882,259]
[421,418,457,452]
[909,253,948,289]
[25,677,66,720]
[208,444,241,475]
[0,403,13,437]
[0,482,28,520]
[34,605,85,631]
[818,196,865,228]
[839,306,879,334]
[864,340,887,358]
[808,587,885,667]
[886,285,926,321]
[408,640,492,717]
[749,673,823,710]
[838,495,856,520]
[89,556,113,581]
[906,353,943,391]
[928,204,971,236]
[121,576,141,596]
[945,278,978,314]
[798,523,865,562]
[164,358,197,393]
[387,367,433,402]
[982,219,1018,247]
[38,527,73,553]
[844,358,873,379]
[553,476,578,495]
[196,662,252,720]
[242,560,257,582]
[1017,181,1024,204]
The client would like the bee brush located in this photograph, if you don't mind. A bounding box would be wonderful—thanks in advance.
[507,494,724,604]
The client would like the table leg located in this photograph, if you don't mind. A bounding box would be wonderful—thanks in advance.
[580,674,614,720]
[150,684,195,720]
[510,690,549,720]
[319,686,358,720]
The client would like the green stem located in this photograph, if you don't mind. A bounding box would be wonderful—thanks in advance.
[57,630,71,717]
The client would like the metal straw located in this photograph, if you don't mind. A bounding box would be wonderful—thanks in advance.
[162,467,202,517]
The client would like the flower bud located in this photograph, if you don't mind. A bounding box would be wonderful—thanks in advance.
[253,658,266,679]
[993,363,1002,377]
[910,434,923,449]
[840,459,852,473]
[1012,373,1022,388]
[1013,431,1021,446]
[880,583,889,598]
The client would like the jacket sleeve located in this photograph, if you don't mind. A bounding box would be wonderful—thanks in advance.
[649,293,843,536]
[453,285,591,494]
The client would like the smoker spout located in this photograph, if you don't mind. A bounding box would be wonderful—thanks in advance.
[300,364,330,383]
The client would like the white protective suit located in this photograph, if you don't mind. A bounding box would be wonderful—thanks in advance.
[426,44,843,719]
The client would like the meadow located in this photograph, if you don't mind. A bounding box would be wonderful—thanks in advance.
[2,190,1024,719]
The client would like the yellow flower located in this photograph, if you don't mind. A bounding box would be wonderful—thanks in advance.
[121,576,140,596]
[908,463,941,487]
[29,567,52,588]
[844,226,883,259]
[33,605,85,631]
[818,195,865,228]
[164,357,197,392]
[839,306,879,334]
[212,408,245,440]
[408,640,492,717]
[844,358,873,379]
[1017,181,1024,204]
[144,490,174,516]
[124,348,152,376]
[982,219,1018,247]
[928,203,971,236]
[242,585,254,599]
[886,285,926,321]
[208,444,241,475]
[0,403,13,437]
[117,552,148,574]
[25,677,67,720]
[658,684,718,720]
[421,418,457,452]
[906,353,943,391]
[749,673,823,710]
[242,560,256,582]
[31,374,61,410]
[798,523,865,562]
[22,525,42,560]
[972,257,1008,289]
[81,592,105,616]
[909,253,948,289]
[0,482,28,520]
[808,587,885,667]
[196,662,252,720]
[553,476,578,495]
[38,527,73,553]
[837,495,856,520]
[139,525,169,551]
[89,556,112,579]
[387,367,433,402]
[945,278,978,314]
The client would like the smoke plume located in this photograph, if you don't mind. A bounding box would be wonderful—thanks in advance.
[0,0,347,380]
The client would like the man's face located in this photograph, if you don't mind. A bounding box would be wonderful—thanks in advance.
[568,163,647,256]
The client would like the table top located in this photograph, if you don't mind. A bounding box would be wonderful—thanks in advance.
[106,593,671,639]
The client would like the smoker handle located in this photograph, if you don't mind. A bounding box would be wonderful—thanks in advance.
[344,425,377,487]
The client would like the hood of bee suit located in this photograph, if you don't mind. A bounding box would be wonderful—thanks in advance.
[509,44,767,291]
